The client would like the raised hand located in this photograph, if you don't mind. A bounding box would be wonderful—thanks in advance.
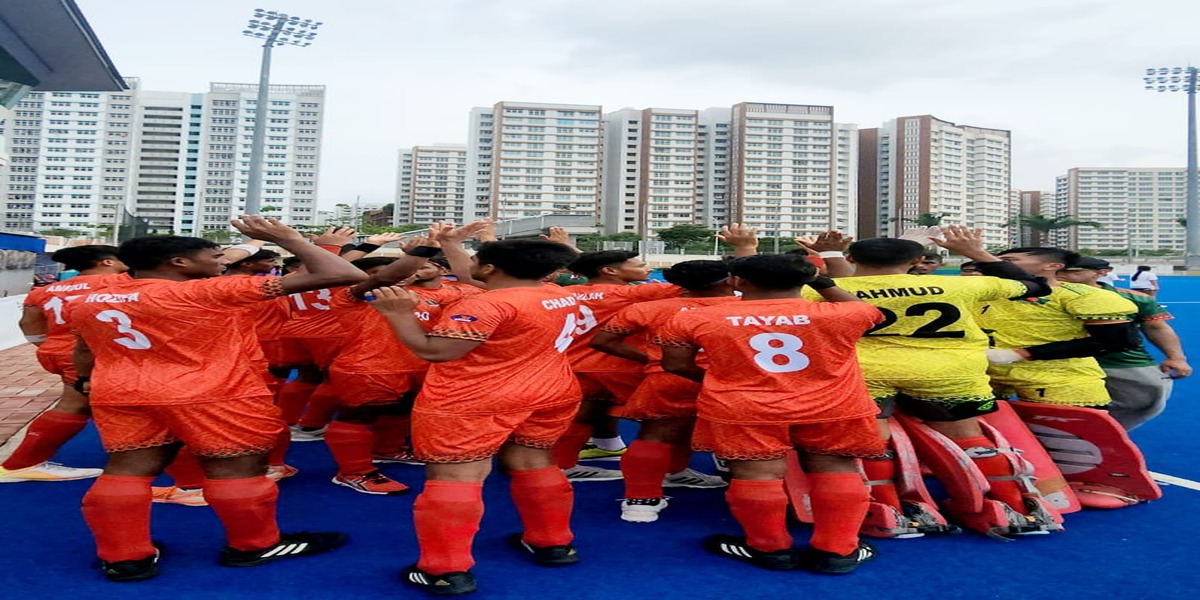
[366,286,421,315]
[932,225,986,255]
[311,225,358,247]
[898,226,941,247]
[436,220,493,245]
[803,231,853,253]
[231,215,304,244]
[365,231,406,246]
[401,236,440,254]
[539,227,570,245]
[717,223,759,249]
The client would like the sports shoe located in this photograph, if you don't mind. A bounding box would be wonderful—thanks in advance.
[101,547,161,582]
[401,565,477,596]
[663,468,728,489]
[332,470,411,495]
[506,533,580,566]
[220,532,348,567]
[289,424,327,442]
[372,450,425,466]
[799,541,877,574]
[562,465,623,482]
[702,534,800,571]
[578,442,627,461]
[266,464,299,481]
[0,461,102,483]
[620,497,669,523]
[151,486,207,507]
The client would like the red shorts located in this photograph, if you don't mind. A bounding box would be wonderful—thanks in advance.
[693,416,887,461]
[328,371,422,407]
[411,401,579,463]
[92,396,284,458]
[260,339,311,369]
[36,349,77,385]
[622,373,700,421]
[576,371,644,405]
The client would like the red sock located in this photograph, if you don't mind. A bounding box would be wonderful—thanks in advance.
[325,421,375,476]
[297,384,339,429]
[668,443,692,474]
[551,423,592,469]
[807,472,870,556]
[1,410,88,470]
[204,477,281,551]
[81,474,156,562]
[277,381,319,424]
[510,466,574,547]
[268,429,290,467]
[414,481,484,574]
[621,440,672,499]
[164,446,206,489]
[726,479,793,552]
[860,458,902,509]
[372,415,412,455]
[955,436,1027,514]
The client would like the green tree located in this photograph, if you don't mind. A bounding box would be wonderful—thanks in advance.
[39,228,84,238]
[1006,214,1102,247]
[891,212,950,226]
[655,224,715,251]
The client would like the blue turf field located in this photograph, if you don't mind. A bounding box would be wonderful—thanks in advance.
[4,280,1200,599]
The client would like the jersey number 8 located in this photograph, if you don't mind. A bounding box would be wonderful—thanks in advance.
[749,333,810,373]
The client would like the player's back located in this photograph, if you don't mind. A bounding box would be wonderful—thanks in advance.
[977,282,1137,349]
[28,273,130,352]
[565,282,680,371]
[602,296,738,373]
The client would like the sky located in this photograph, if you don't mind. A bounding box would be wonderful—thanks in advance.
[78,0,1200,211]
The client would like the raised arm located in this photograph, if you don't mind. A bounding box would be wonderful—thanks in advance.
[231,216,367,294]
[540,227,581,253]
[934,226,1051,298]
[437,220,495,289]
[349,234,443,298]
[801,231,855,278]
[368,285,482,362]
[717,223,759,257]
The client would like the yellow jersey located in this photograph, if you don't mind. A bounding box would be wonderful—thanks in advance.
[976,283,1136,350]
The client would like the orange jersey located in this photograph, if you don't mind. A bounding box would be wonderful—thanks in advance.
[279,287,345,339]
[407,284,483,331]
[600,296,740,374]
[24,274,131,356]
[657,298,883,424]
[564,282,682,372]
[417,286,585,415]
[327,288,428,374]
[251,296,291,343]
[66,275,286,406]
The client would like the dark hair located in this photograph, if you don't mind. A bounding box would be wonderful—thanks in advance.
[50,245,119,272]
[229,249,280,267]
[728,254,817,290]
[567,250,639,278]
[847,238,925,267]
[477,239,579,280]
[428,256,450,269]
[351,257,396,271]
[1133,265,1151,281]
[117,236,218,271]
[281,256,303,268]
[921,252,943,263]
[997,247,1079,265]
[662,260,730,290]
[960,261,979,270]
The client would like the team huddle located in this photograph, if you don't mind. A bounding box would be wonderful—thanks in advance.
[1,217,1187,595]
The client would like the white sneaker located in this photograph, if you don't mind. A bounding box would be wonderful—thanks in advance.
[563,465,623,482]
[0,461,102,483]
[663,468,727,489]
[620,497,669,523]
[289,425,327,442]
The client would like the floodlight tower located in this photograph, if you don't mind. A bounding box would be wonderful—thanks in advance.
[1144,66,1199,269]
[241,9,322,215]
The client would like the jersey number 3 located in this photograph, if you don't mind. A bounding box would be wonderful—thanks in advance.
[749,333,810,373]
[95,310,152,350]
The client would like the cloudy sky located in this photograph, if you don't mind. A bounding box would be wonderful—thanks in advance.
[80,0,1199,210]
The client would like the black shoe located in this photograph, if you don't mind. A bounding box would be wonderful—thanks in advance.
[401,565,477,596]
[505,533,580,566]
[219,531,348,567]
[101,547,161,582]
[702,534,800,571]
[800,541,876,574]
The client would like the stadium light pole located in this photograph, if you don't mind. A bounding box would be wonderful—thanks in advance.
[242,9,321,215]
[1144,66,1199,270]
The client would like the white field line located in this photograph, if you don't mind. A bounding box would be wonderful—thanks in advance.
[1150,472,1200,491]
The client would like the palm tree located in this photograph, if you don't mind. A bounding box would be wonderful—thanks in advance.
[890,212,950,226]
[1007,214,1102,247]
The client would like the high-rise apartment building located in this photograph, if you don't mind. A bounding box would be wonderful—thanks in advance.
[1053,168,1186,252]
[1008,189,1056,246]
[394,144,468,225]
[468,102,603,222]
[602,107,702,234]
[859,115,1012,248]
[0,80,325,235]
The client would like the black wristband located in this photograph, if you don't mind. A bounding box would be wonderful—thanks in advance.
[406,246,441,258]
[73,376,91,394]
[353,243,380,254]
[807,276,838,290]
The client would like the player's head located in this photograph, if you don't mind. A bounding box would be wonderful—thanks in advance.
[662,260,732,293]
[846,238,925,268]
[911,252,944,275]
[117,236,223,278]
[567,250,650,282]
[413,256,448,284]
[1058,256,1111,285]
[727,254,817,293]
[997,247,1079,276]
[473,239,578,282]
[226,249,280,275]
[281,256,303,275]
[351,256,396,276]
[959,261,981,276]
[50,245,126,274]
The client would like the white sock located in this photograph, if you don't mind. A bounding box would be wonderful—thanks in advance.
[590,436,626,451]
